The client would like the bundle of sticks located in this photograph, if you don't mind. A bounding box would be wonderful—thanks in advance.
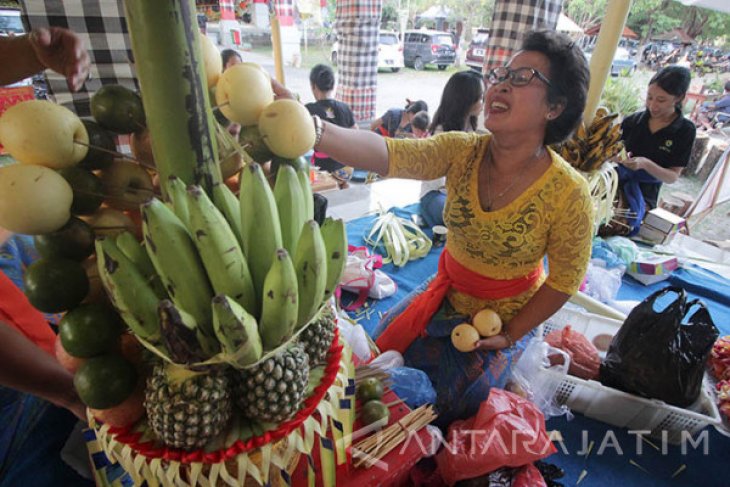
[352,404,437,468]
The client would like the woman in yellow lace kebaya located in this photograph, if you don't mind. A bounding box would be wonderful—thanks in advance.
[274,30,593,425]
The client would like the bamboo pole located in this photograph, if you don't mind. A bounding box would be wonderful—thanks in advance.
[583,0,633,125]
[269,3,286,85]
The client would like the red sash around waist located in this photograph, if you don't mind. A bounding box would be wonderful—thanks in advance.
[375,248,543,354]
[0,272,55,355]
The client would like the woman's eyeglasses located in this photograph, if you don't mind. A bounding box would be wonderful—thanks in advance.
[486,67,551,87]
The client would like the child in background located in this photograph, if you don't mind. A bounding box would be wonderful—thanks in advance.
[371,99,429,138]
[410,111,430,139]
[221,49,242,70]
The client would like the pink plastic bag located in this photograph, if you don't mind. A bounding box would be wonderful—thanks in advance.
[545,325,600,380]
[435,389,556,486]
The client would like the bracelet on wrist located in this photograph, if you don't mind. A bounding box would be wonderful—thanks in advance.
[501,330,515,348]
[312,114,324,148]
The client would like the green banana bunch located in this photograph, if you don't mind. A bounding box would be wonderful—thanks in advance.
[259,249,298,350]
[211,182,243,248]
[186,185,257,316]
[293,220,327,328]
[320,217,347,302]
[158,299,217,364]
[95,236,160,340]
[296,167,314,221]
[142,198,214,335]
[211,294,263,366]
[239,163,282,301]
[165,175,190,228]
[274,164,306,255]
[115,230,167,299]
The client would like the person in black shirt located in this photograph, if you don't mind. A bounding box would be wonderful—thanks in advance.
[617,65,695,232]
[370,99,429,138]
[305,64,357,175]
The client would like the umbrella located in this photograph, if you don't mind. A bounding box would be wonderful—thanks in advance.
[679,0,730,14]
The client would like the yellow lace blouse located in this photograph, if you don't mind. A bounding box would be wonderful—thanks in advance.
[385,132,594,319]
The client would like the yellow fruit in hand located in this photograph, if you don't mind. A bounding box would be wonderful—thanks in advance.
[451,323,480,352]
[473,308,503,337]
[258,99,316,159]
[200,34,222,89]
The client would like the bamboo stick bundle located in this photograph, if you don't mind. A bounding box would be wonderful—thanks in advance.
[352,405,437,468]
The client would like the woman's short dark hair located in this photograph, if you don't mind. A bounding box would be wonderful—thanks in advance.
[649,65,692,110]
[405,99,428,114]
[411,111,430,131]
[520,30,590,145]
[430,70,484,134]
[221,49,242,67]
[310,64,336,92]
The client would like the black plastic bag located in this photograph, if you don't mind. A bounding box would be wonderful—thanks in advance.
[600,286,719,407]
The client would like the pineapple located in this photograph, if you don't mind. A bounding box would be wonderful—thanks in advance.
[298,305,336,365]
[234,344,309,423]
[145,363,232,450]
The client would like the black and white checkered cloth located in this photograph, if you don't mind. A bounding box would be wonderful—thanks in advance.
[19,0,137,118]
[483,0,562,73]
[334,0,381,122]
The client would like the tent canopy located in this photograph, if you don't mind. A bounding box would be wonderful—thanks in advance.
[584,23,638,39]
[679,0,730,14]
[557,13,582,34]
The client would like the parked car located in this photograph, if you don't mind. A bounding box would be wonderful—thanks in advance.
[331,30,404,72]
[0,7,23,37]
[584,46,637,76]
[403,29,456,71]
[465,29,489,72]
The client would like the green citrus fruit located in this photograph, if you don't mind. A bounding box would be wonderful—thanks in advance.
[59,303,123,358]
[57,166,104,215]
[74,354,138,409]
[91,84,146,134]
[78,119,115,169]
[23,258,89,313]
[360,399,390,426]
[356,377,384,402]
[34,216,95,261]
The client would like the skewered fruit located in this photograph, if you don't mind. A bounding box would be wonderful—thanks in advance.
[473,309,502,337]
[59,303,123,358]
[233,344,310,423]
[34,216,95,261]
[360,400,390,426]
[0,164,73,235]
[200,34,222,89]
[298,304,336,364]
[86,208,138,238]
[74,354,138,409]
[24,258,89,313]
[78,119,116,169]
[239,125,274,163]
[90,379,145,428]
[258,99,316,159]
[451,323,480,352]
[215,64,273,126]
[91,84,146,134]
[145,363,232,450]
[356,377,384,403]
[99,160,155,211]
[58,166,104,215]
[55,335,87,373]
[0,100,88,168]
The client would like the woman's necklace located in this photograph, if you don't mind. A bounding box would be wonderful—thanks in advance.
[484,145,544,212]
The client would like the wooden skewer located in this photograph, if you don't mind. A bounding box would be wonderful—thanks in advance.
[73,140,158,172]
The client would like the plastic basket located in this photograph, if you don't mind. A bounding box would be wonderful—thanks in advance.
[538,307,722,444]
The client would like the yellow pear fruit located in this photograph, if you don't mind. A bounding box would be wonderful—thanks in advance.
[451,323,480,353]
[0,100,88,168]
[215,63,274,126]
[200,34,222,89]
[473,308,503,337]
[0,164,73,234]
[258,99,315,159]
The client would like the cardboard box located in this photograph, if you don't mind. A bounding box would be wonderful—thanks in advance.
[627,271,672,286]
[637,222,673,245]
[629,253,679,275]
[644,207,686,234]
